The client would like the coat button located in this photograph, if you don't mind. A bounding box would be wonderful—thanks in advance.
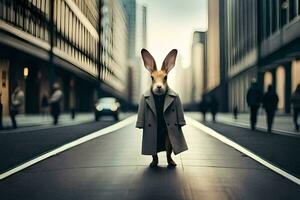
[172,109,175,112]
[148,124,151,127]
[167,123,170,126]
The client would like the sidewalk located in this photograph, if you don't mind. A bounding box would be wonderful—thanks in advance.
[0,113,95,133]
[188,112,299,137]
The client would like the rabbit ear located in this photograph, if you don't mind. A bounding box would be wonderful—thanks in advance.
[161,49,177,73]
[141,49,157,73]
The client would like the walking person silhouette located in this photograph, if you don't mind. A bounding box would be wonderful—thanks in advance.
[291,84,300,132]
[246,79,262,130]
[262,85,279,133]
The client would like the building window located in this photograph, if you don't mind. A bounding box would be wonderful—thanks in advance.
[266,0,271,37]
[280,0,288,27]
[289,0,297,20]
[272,0,279,33]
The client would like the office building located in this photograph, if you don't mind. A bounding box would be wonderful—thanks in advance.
[0,0,129,115]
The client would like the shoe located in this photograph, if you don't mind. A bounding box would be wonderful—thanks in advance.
[149,157,158,168]
[167,158,177,167]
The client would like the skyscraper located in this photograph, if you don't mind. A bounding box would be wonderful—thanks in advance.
[121,0,147,105]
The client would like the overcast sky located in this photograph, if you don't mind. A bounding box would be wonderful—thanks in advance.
[137,0,208,69]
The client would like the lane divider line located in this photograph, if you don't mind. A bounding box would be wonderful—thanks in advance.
[0,115,137,180]
[186,116,300,186]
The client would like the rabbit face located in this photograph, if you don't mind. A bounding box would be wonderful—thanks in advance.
[151,70,168,95]
[141,49,178,96]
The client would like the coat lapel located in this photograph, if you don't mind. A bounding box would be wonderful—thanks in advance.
[144,88,177,115]
[163,88,177,113]
[144,90,157,116]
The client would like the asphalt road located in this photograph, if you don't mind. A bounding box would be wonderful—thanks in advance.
[202,121,300,178]
[1,118,300,199]
[0,116,130,173]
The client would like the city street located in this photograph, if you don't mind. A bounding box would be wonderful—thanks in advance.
[1,0,300,199]
[0,113,132,173]
[1,115,300,200]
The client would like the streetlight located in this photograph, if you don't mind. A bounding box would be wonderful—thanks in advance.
[23,67,29,79]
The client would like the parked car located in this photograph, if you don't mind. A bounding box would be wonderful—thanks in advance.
[94,97,120,121]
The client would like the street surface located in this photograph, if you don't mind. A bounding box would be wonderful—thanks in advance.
[1,115,300,199]
[0,113,132,173]
[188,112,300,178]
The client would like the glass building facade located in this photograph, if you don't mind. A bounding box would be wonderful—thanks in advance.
[0,0,129,114]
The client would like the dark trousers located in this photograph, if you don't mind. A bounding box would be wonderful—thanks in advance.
[202,112,207,122]
[51,103,60,125]
[71,108,75,120]
[152,134,172,157]
[9,109,18,129]
[266,110,275,132]
[293,108,299,131]
[250,106,259,130]
[211,111,217,122]
[53,114,59,125]
[0,103,3,129]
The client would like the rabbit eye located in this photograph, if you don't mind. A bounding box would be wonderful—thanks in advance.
[151,76,154,81]
[164,76,167,81]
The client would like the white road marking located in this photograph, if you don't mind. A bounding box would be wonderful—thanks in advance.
[219,119,300,138]
[0,115,137,180]
[186,116,300,186]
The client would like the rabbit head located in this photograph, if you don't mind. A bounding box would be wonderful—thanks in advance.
[141,49,177,95]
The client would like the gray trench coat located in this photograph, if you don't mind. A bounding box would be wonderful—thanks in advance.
[136,88,188,155]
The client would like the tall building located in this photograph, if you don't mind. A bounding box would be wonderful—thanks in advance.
[208,0,300,113]
[221,0,258,112]
[191,31,207,103]
[135,4,148,103]
[257,0,300,113]
[204,0,227,111]
[100,0,128,101]
[120,0,136,60]
[0,0,129,116]
[121,0,147,106]
[207,0,221,92]
[175,55,193,105]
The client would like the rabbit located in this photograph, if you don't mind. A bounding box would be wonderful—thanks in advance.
[136,49,188,168]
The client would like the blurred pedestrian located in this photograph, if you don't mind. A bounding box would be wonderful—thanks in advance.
[69,79,76,120]
[210,95,219,122]
[262,85,279,133]
[41,94,48,117]
[233,105,238,119]
[49,83,63,125]
[0,89,3,129]
[199,94,209,122]
[69,90,76,120]
[246,79,262,130]
[9,85,24,129]
[291,84,300,132]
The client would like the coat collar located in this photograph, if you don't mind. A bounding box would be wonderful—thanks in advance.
[144,87,177,115]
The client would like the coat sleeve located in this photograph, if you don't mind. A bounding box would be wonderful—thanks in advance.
[136,95,145,129]
[176,95,186,126]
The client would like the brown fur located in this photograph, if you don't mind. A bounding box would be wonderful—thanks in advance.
[141,49,177,96]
